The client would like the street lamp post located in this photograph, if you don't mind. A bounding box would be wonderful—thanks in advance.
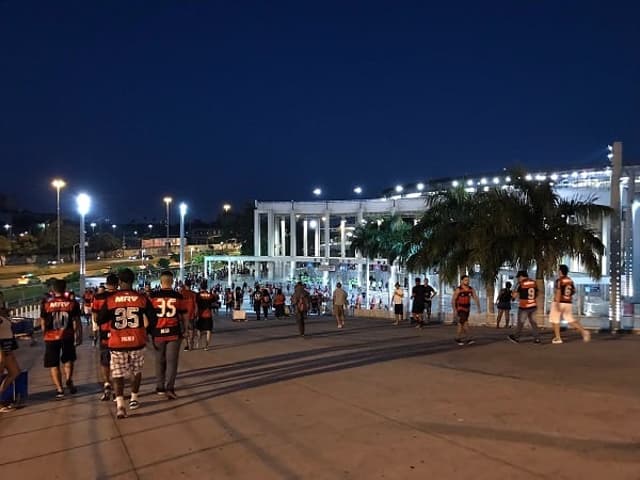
[179,203,187,282]
[52,179,66,263]
[163,197,172,252]
[76,193,91,296]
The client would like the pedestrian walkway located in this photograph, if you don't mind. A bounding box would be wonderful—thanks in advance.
[1,316,639,479]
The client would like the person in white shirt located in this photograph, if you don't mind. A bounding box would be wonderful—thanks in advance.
[391,283,404,325]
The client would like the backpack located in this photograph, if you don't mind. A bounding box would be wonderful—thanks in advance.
[262,293,271,304]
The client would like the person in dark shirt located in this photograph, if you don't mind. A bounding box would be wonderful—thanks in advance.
[411,278,427,329]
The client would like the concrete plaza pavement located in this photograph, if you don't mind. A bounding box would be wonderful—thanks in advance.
[1,314,639,480]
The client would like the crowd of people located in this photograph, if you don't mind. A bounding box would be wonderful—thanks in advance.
[0,264,590,415]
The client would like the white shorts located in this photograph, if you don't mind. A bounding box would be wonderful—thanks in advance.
[549,302,575,324]
[110,350,145,378]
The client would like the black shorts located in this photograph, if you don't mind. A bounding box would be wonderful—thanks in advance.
[44,338,77,368]
[99,347,111,367]
[412,303,425,314]
[0,338,18,353]
[394,304,403,315]
[457,309,470,324]
[196,318,213,331]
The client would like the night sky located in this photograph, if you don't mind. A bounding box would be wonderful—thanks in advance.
[1,1,638,223]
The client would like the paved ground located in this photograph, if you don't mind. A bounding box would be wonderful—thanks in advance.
[1,314,639,480]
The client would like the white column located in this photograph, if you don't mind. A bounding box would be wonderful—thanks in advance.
[324,212,330,258]
[227,259,232,288]
[267,210,274,257]
[274,218,280,256]
[290,210,297,279]
[303,220,308,256]
[254,211,261,256]
[340,218,346,258]
[280,218,287,257]
[314,220,320,257]
[633,199,640,302]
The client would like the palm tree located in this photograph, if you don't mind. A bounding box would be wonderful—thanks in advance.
[350,215,411,264]
[405,188,476,284]
[501,170,611,315]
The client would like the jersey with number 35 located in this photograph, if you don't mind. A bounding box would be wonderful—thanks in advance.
[149,289,186,342]
[100,290,156,351]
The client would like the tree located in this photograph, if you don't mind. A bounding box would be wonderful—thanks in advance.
[501,170,611,315]
[350,215,411,264]
[405,188,476,284]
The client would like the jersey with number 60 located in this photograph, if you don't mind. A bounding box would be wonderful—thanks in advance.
[149,289,186,342]
[100,290,155,351]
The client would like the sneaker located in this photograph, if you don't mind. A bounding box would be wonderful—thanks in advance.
[183,345,190,351]
[582,330,591,343]
[204,345,209,351]
[55,390,65,399]
[156,388,166,396]
[166,390,178,400]
[466,339,475,345]
[0,401,15,412]
[552,337,563,344]
[533,338,541,344]
[415,324,423,329]
[100,388,112,402]
[393,321,399,326]
[337,324,343,329]
[507,334,519,344]
[455,338,465,346]
[129,399,140,410]
[116,406,127,419]
[66,380,77,394]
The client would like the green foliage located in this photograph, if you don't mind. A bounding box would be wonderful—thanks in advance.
[350,215,412,264]
[157,258,170,269]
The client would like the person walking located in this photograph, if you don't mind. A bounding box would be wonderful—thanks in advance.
[411,278,427,328]
[391,282,404,325]
[423,278,437,322]
[495,281,512,328]
[451,275,481,345]
[40,279,83,398]
[508,270,541,344]
[0,291,20,411]
[195,282,215,350]
[149,270,187,399]
[550,265,591,344]
[291,282,310,336]
[253,286,263,320]
[273,288,286,318]
[261,287,271,320]
[179,279,197,351]
[91,274,118,401]
[98,269,156,419]
[332,282,348,329]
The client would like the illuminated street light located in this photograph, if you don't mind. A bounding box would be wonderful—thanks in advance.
[353,186,362,194]
[312,188,322,196]
[492,177,500,184]
[223,203,231,213]
[179,202,187,282]
[163,197,172,248]
[452,180,459,187]
[90,222,97,233]
[51,178,66,263]
[394,185,403,193]
[76,193,91,295]
[309,220,318,229]
[416,183,424,191]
